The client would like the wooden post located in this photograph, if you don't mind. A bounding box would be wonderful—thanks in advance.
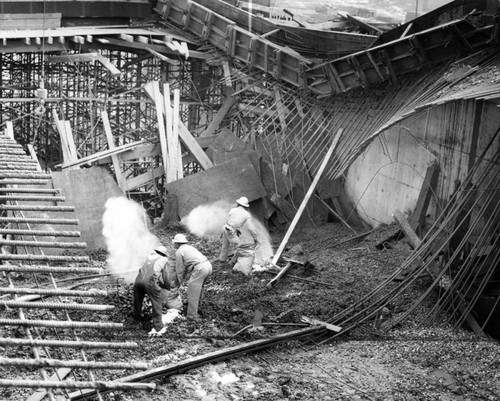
[271,128,343,265]
[101,110,126,191]
[5,121,14,139]
[151,81,169,178]
[393,210,422,249]
[409,161,440,232]
[145,81,213,170]
[163,83,177,183]
[172,88,183,179]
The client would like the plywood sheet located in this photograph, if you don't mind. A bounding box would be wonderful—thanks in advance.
[165,156,266,218]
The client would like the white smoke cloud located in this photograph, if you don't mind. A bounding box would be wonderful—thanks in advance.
[102,197,162,283]
[181,200,273,265]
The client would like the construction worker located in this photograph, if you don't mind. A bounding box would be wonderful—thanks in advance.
[132,245,181,334]
[172,233,212,321]
[219,196,260,275]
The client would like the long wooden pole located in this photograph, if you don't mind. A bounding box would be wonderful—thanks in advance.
[271,128,343,266]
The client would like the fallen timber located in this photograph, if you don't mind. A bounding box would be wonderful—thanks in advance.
[69,326,328,400]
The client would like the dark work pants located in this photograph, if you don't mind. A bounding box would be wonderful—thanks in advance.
[133,272,164,332]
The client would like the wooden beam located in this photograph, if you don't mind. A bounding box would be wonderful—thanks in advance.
[26,368,72,401]
[58,140,146,170]
[145,48,180,65]
[266,261,293,289]
[125,166,164,191]
[101,110,126,191]
[301,316,342,332]
[200,88,237,137]
[409,162,440,231]
[163,83,178,183]
[393,210,421,249]
[172,88,183,179]
[145,81,213,170]
[5,121,14,139]
[271,128,343,265]
[150,81,169,178]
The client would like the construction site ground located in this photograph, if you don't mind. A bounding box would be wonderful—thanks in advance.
[3,222,499,401]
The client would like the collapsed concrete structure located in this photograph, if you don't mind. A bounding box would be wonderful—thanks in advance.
[0,0,499,397]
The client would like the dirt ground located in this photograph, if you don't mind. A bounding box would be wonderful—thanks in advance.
[2,221,499,400]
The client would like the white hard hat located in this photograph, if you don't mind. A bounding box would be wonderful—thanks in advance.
[154,245,169,257]
[172,233,188,244]
[236,196,249,207]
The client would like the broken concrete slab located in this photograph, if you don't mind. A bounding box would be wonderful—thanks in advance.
[165,155,266,218]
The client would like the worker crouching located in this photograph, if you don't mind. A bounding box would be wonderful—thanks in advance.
[132,245,181,334]
[219,196,260,275]
[172,234,212,321]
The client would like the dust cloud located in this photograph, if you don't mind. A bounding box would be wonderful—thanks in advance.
[102,197,162,283]
[181,200,273,264]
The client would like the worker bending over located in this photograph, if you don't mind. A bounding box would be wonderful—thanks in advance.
[132,245,181,334]
[172,234,212,321]
[219,196,260,275]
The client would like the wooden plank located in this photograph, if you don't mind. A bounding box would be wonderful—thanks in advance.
[96,54,121,76]
[125,166,164,192]
[172,88,183,179]
[266,261,293,289]
[26,145,42,172]
[63,121,78,163]
[340,12,382,34]
[301,316,342,332]
[165,156,265,218]
[163,83,177,183]
[58,140,146,170]
[145,81,213,170]
[409,162,440,231]
[52,110,75,167]
[150,81,169,177]
[269,193,295,221]
[26,368,71,401]
[101,110,126,191]
[5,121,14,139]
[393,210,422,249]
[200,88,237,137]
[271,128,343,265]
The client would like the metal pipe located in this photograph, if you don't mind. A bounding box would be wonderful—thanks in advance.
[0,217,78,225]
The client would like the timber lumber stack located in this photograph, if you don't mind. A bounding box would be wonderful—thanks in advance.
[0,135,154,398]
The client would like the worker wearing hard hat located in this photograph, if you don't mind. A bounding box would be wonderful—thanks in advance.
[172,233,212,321]
[219,196,260,275]
[132,245,181,333]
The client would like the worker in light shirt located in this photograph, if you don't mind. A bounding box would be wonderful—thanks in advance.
[172,234,212,321]
[219,196,260,275]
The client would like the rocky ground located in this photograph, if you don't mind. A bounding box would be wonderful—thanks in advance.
[1,221,499,400]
